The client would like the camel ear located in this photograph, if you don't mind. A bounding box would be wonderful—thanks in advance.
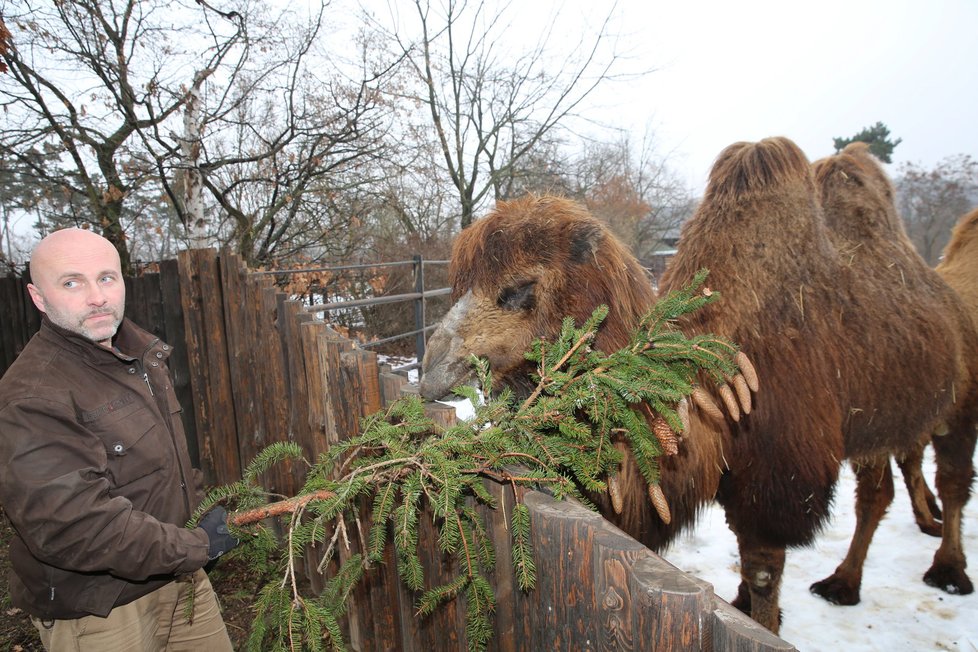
[569,223,602,264]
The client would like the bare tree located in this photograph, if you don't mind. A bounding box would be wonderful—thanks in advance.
[179,6,400,265]
[564,133,692,260]
[372,0,631,227]
[896,155,978,265]
[0,0,248,270]
[0,0,394,268]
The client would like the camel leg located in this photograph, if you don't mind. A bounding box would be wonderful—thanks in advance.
[923,419,976,595]
[810,456,894,605]
[733,541,786,634]
[895,440,942,537]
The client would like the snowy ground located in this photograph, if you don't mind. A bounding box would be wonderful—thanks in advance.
[661,448,978,651]
[432,388,978,651]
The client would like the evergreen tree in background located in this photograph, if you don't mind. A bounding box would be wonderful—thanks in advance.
[833,121,902,163]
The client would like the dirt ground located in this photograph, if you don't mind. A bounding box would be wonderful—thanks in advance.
[0,506,261,651]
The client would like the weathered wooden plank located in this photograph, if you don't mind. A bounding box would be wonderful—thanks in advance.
[341,349,383,420]
[260,287,295,497]
[712,599,797,652]
[300,321,331,452]
[176,249,240,486]
[0,277,24,371]
[483,480,518,652]
[411,506,466,651]
[278,300,314,476]
[590,526,660,651]
[239,264,269,470]
[123,276,145,330]
[630,546,713,651]
[336,348,395,652]
[315,326,352,451]
[221,253,276,485]
[521,491,601,651]
[389,402,467,651]
[127,273,164,338]
[380,371,408,407]
[158,259,198,466]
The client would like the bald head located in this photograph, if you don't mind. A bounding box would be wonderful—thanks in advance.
[30,228,120,280]
[28,228,125,347]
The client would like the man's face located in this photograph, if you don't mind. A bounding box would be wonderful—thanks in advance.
[27,230,126,348]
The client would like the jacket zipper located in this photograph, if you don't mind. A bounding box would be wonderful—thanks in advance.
[137,339,194,513]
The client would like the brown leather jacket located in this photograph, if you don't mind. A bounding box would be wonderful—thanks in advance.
[0,317,211,619]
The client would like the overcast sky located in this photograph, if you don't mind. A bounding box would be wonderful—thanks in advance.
[570,0,978,193]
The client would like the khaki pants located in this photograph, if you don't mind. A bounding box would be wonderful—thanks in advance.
[31,569,234,652]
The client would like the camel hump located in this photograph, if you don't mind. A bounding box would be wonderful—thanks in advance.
[941,207,978,263]
[813,141,895,207]
[705,136,812,203]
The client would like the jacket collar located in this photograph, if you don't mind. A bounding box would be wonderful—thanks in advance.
[38,315,162,364]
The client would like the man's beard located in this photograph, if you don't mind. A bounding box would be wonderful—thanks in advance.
[47,306,123,345]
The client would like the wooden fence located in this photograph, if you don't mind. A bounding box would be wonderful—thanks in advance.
[0,250,795,650]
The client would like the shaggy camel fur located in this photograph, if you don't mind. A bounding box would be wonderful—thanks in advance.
[938,207,978,315]
[804,143,978,606]
[894,207,978,537]
[420,140,977,635]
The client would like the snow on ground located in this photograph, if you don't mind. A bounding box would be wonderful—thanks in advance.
[661,448,978,651]
[405,378,978,651]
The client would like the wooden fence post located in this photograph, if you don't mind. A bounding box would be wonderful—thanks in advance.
[176,248,240,486]
[0,276,32,372]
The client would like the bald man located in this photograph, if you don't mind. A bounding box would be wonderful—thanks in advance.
[0,228,236,651]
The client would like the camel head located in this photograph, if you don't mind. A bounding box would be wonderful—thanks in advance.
[420,194,656,400]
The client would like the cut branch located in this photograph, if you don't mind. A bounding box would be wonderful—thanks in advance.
[230,489,336,527]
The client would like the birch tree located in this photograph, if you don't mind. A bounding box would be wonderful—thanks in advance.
[0,0,247,270]
[0,0,392,267]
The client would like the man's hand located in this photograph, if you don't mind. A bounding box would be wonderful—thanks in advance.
[198,506,239,560]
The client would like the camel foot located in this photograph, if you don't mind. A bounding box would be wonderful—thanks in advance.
[924,565,974,595]
[915,517,943,538]
[809,574,861,605]
[729,581,782,627]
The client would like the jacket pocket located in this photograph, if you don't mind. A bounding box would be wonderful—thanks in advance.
[90,406,167,488]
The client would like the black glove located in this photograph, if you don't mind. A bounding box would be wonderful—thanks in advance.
[198,505,239,560]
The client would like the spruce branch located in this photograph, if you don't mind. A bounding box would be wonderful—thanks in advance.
[199,271,743,651]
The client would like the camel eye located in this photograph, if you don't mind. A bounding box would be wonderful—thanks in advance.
[498,281,537,311]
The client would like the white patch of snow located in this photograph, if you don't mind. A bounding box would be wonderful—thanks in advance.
[662,449,978,651]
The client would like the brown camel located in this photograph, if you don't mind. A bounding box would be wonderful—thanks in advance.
[803,143,978,606]
[420,139,978,634]
[893,206,978,536]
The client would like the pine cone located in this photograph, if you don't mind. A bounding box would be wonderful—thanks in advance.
[651,415,680,456]
[676,398,691,432]
[691,387,724,423]
[608,472,624,515]
[718,383,740,422]
[733,374,752,415]
[735,351,759,392]
[648,482,672,524]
